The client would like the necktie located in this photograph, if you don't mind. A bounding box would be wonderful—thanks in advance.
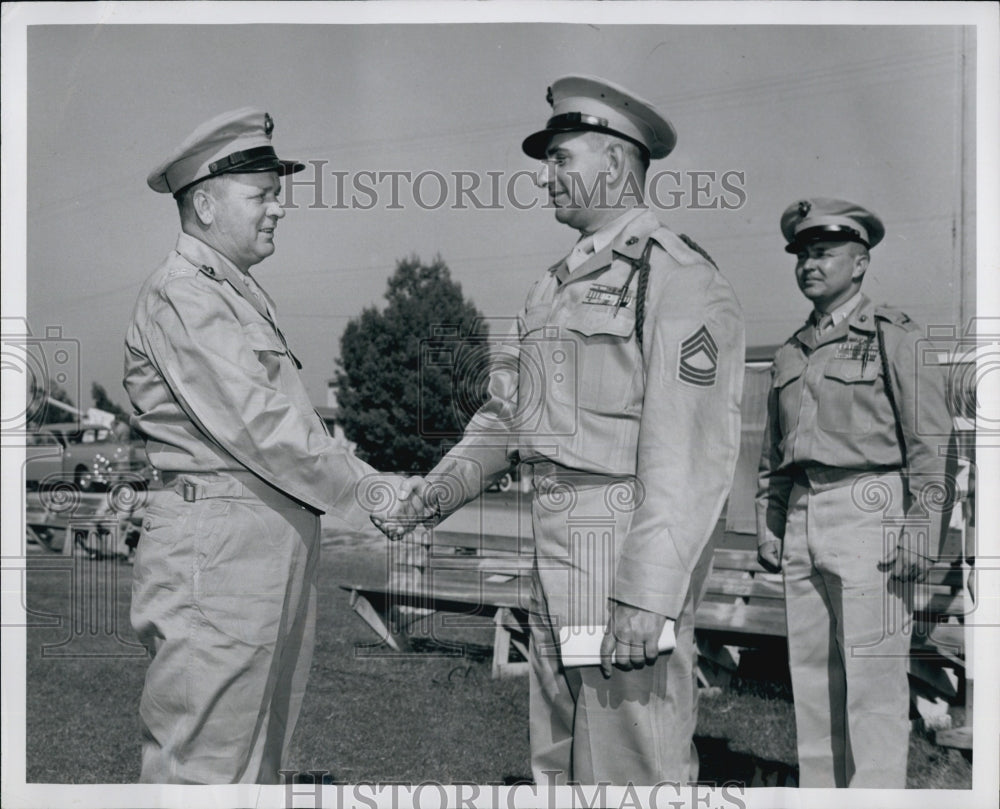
[566,235,595,272]
[242,272,300,366]
[815,312,834,339]
[554,235,595,284]
[243,273,272,318]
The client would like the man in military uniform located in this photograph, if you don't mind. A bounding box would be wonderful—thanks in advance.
[381,76,745,784]
[125,108,396,783]
[756,198,955,787]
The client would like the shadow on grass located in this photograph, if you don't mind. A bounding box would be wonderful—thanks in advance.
[695,736,798,788]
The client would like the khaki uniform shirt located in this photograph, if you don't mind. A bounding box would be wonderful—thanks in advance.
[124,232,377,525]
[756,294,955,552]
[428,210,745,618]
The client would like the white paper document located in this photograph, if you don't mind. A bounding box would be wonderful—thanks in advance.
[557,621,676,667]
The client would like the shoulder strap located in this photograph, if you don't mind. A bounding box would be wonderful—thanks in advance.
[875,318,907,465]
[874,304,913,328]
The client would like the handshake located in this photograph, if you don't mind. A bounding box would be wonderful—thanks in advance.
[370,476,442,541]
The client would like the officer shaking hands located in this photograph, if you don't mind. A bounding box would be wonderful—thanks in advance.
[756,198,956,787]
[125,108,401,784]
[379,76,745,785]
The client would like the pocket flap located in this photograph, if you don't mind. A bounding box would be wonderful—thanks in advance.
[823,358,879,383]
[563,305,636,339]
[520,305,551,336]
[243,321,287,354]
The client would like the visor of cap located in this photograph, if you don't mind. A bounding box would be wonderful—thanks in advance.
[147,106,304,194]
[783,224,871,253]
[522,75,676,160]
[781,197,885,253]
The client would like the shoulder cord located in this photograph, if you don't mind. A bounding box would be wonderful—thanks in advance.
[617,239,655,357]
[875,318,908,466]
[626,234,718,357]
[678,233,719,270]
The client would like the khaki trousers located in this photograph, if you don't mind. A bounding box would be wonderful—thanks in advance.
[781,470,912,787]
[131,472,320,784]
[527,467,712,785]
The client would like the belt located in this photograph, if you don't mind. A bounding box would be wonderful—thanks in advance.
[789,465,901,490]
[159,470,314,512]
[529,460,634,488]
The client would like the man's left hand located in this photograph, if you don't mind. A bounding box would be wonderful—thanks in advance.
[880,544,934,582]
[599,601,668,679]
[878,528,935,582]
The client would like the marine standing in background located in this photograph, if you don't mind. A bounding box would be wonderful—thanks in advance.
[756,198,956,787]
[381,76,745,784]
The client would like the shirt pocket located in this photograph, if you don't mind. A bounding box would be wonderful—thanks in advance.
[817,358,879,434]
[554,306,639,413]
[517,305,575,422]
[140,499,189,545]
[243,320,288,384]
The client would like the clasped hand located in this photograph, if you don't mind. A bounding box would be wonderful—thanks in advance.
[370,476,440,541]
[599,601,668,679]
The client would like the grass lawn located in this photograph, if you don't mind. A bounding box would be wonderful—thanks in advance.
[23,526,971,788]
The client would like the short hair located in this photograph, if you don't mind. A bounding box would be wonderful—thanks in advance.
[621,139,651,174]
[582,131,650,177]
[175,175,228,222]
[846,241,871,261]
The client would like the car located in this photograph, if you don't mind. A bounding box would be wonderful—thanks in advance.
[486,464,531,494]
[25,422,153,492]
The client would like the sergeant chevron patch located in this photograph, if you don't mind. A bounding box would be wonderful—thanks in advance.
[677,325,719,386]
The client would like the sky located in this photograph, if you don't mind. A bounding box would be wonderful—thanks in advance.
[11,7,991,410]
[3,4,1000,807]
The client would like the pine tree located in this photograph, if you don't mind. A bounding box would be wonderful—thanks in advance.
[334,255,490,472]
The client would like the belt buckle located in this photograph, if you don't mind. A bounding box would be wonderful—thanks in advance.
[183,481,197,502]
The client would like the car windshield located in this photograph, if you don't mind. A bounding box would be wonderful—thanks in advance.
[73,429,110,444]
[42,426,113,445]
[27,432,62,447]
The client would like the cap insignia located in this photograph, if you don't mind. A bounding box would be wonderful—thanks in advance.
[797,200,812,218]
[545,86,553,106]
[264,112,274,139]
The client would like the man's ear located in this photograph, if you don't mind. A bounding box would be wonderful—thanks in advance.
[605,141,626,184]
[192,187,215,226]
[852,251,869,281]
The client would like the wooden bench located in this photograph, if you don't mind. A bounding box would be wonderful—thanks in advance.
[691,547,969,697]
[341,527,971,696]
[343,528,535,676]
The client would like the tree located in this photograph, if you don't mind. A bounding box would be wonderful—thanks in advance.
[334,255,491,472]
[26,376,76,428]
[91,383,130,421]
[92,382,140,439]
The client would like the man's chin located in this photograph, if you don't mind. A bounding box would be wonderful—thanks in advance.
[554,207,580,227]
[251,245,276,264]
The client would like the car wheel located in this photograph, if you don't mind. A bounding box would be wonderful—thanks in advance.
[498,472,514,493]
[73,525,114,559]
